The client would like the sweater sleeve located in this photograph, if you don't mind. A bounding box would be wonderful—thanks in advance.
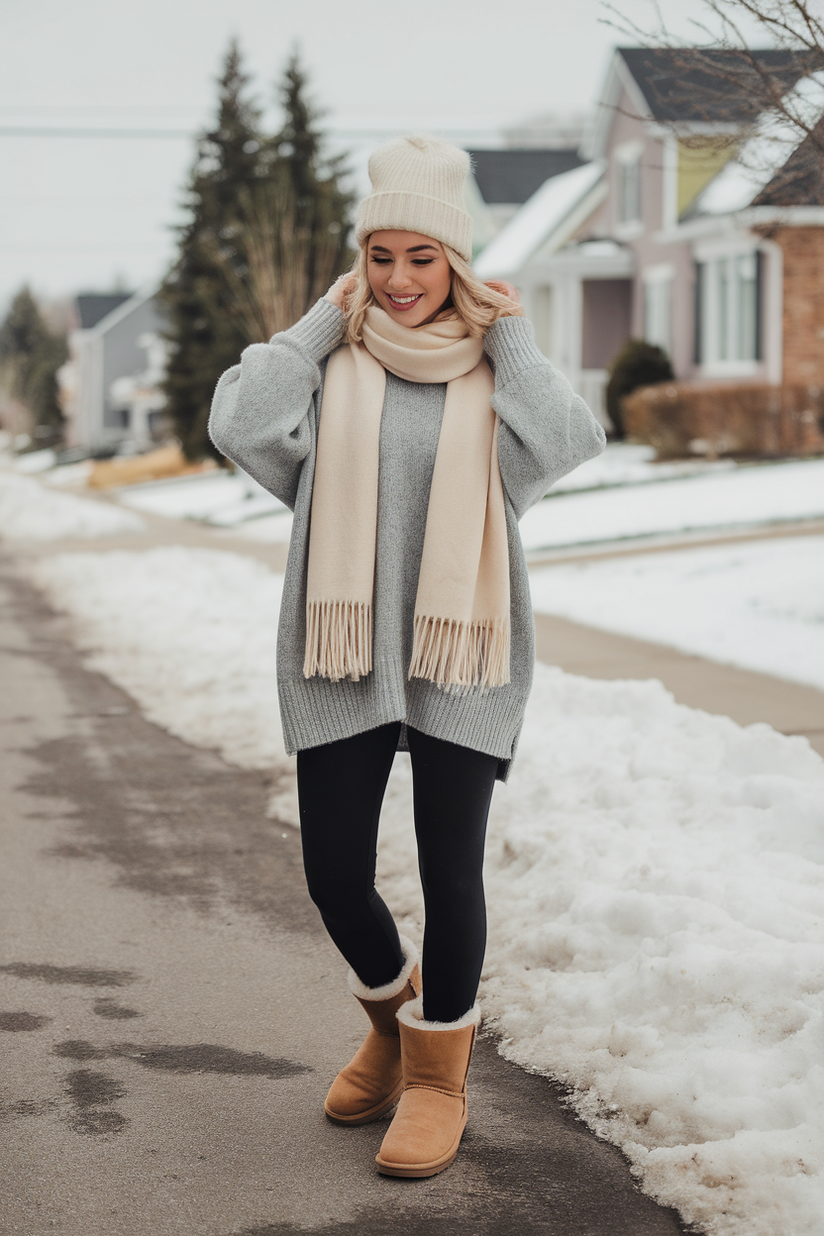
[484,315,607,520]
[208,298,345,510]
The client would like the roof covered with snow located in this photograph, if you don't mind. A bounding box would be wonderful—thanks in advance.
[474,161,606,279]
[690,70,824,216]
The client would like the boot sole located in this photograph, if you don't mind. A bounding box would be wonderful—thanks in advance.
[375,1148,459,1178]
[324,1079,404,1126]
[375,1112,466,1178]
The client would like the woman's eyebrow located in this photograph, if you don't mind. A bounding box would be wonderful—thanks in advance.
[368,244,438,254]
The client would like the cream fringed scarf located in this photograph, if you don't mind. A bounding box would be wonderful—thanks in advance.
[303,306,510,690]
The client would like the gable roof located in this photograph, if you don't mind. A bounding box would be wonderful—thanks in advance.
[617,47,817,124]
[468,148,584,205]
[474,161,606,279]
[584,46,821,160]
[76,293,134,330]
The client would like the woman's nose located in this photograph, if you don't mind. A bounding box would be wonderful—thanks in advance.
[387,265,412,290]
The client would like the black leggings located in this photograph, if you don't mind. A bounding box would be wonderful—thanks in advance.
[297,723,498,1023]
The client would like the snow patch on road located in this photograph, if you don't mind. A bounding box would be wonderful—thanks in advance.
[32,545,824,1236]
[0,470,145,540]
[530,534,824,692]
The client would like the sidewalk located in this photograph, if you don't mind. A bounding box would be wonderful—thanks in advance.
[534,612,824,757]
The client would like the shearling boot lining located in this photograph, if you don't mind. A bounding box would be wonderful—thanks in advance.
[396,995,481,1033]
[347,935,419,1002]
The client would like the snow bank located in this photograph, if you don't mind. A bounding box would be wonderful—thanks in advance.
[0,470,145,541]
[524,458,824,551]
[115,468,284,526]
[484,672,824,1236]
[530,534,824,692]
[32,545,824,1236]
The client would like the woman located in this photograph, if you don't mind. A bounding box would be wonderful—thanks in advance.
[209,135,606,1178]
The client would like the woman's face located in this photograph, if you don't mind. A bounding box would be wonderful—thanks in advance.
[366,230,452,328]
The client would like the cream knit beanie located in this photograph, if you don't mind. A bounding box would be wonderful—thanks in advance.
[355,135,473,262]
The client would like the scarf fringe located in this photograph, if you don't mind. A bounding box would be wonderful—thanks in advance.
[408,614,511,690]
[304,600,373,682]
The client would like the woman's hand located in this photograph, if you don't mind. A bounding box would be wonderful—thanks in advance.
[485,279,526,317]
[324,273,358,310]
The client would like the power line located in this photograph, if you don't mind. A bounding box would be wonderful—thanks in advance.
[0,125,503,141]
[0,126,194,139]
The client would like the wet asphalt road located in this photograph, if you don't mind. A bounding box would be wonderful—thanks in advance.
[0,556,692,1236]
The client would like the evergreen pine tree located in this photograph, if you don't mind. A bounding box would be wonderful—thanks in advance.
[274,52,353,297]
[0,287,67,444]
[159,41,264,461]
[160,44,353,462]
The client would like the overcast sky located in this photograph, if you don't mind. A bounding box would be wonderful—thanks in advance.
[1,0,759,315]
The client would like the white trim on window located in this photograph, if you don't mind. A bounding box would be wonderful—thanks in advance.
[643,263,674,357]
[662,135,678,230]
[759,240,783,385]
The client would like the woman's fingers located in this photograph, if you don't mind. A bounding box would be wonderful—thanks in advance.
[485,279,521,303]
[324,273,357,308]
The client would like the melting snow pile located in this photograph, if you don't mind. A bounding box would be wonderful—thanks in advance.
[32,546,824,1236]
[0,470,145,540]
[530,535,824,692]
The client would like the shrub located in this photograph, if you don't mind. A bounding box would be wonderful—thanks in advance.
[606,339,674,439]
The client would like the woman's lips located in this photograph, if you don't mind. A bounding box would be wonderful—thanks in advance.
[386,293,423,311]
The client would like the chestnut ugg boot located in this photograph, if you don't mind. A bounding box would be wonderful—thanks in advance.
[375,997,480,1177]
[324,937,421,1126]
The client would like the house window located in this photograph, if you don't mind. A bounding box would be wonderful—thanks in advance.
[618,156,642,224]
[696,252,761,366]
[643,268,673,357]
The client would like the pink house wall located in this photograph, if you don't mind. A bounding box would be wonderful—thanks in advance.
[577,86,698,380]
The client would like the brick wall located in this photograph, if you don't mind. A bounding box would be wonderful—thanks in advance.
[774,227,824,385]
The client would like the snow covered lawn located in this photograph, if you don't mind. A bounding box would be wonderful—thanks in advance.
[114,468,285,526]
[522,457,824,551]
[31,545,824,1236]
[0,469,145,541]
[530,534,824,692]
[550,441,736,493]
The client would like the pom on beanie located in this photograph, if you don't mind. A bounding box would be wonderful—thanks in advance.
[355,135,473,262]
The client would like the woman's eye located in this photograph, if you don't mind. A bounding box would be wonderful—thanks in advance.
[370,257,392,265]
[412,259,434,266]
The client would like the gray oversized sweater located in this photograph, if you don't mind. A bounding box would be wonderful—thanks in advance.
[209,298,606,780]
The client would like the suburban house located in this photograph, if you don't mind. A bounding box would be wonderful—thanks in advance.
[60,288,168,452]
[475,47,824,434]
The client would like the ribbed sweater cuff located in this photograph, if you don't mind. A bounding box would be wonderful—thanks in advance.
[484,315,548,385]
[274,299,345,363]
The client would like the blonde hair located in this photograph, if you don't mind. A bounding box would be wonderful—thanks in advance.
[343,241,521,343]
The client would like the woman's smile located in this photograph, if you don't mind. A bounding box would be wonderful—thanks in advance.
[387,293,424,309]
